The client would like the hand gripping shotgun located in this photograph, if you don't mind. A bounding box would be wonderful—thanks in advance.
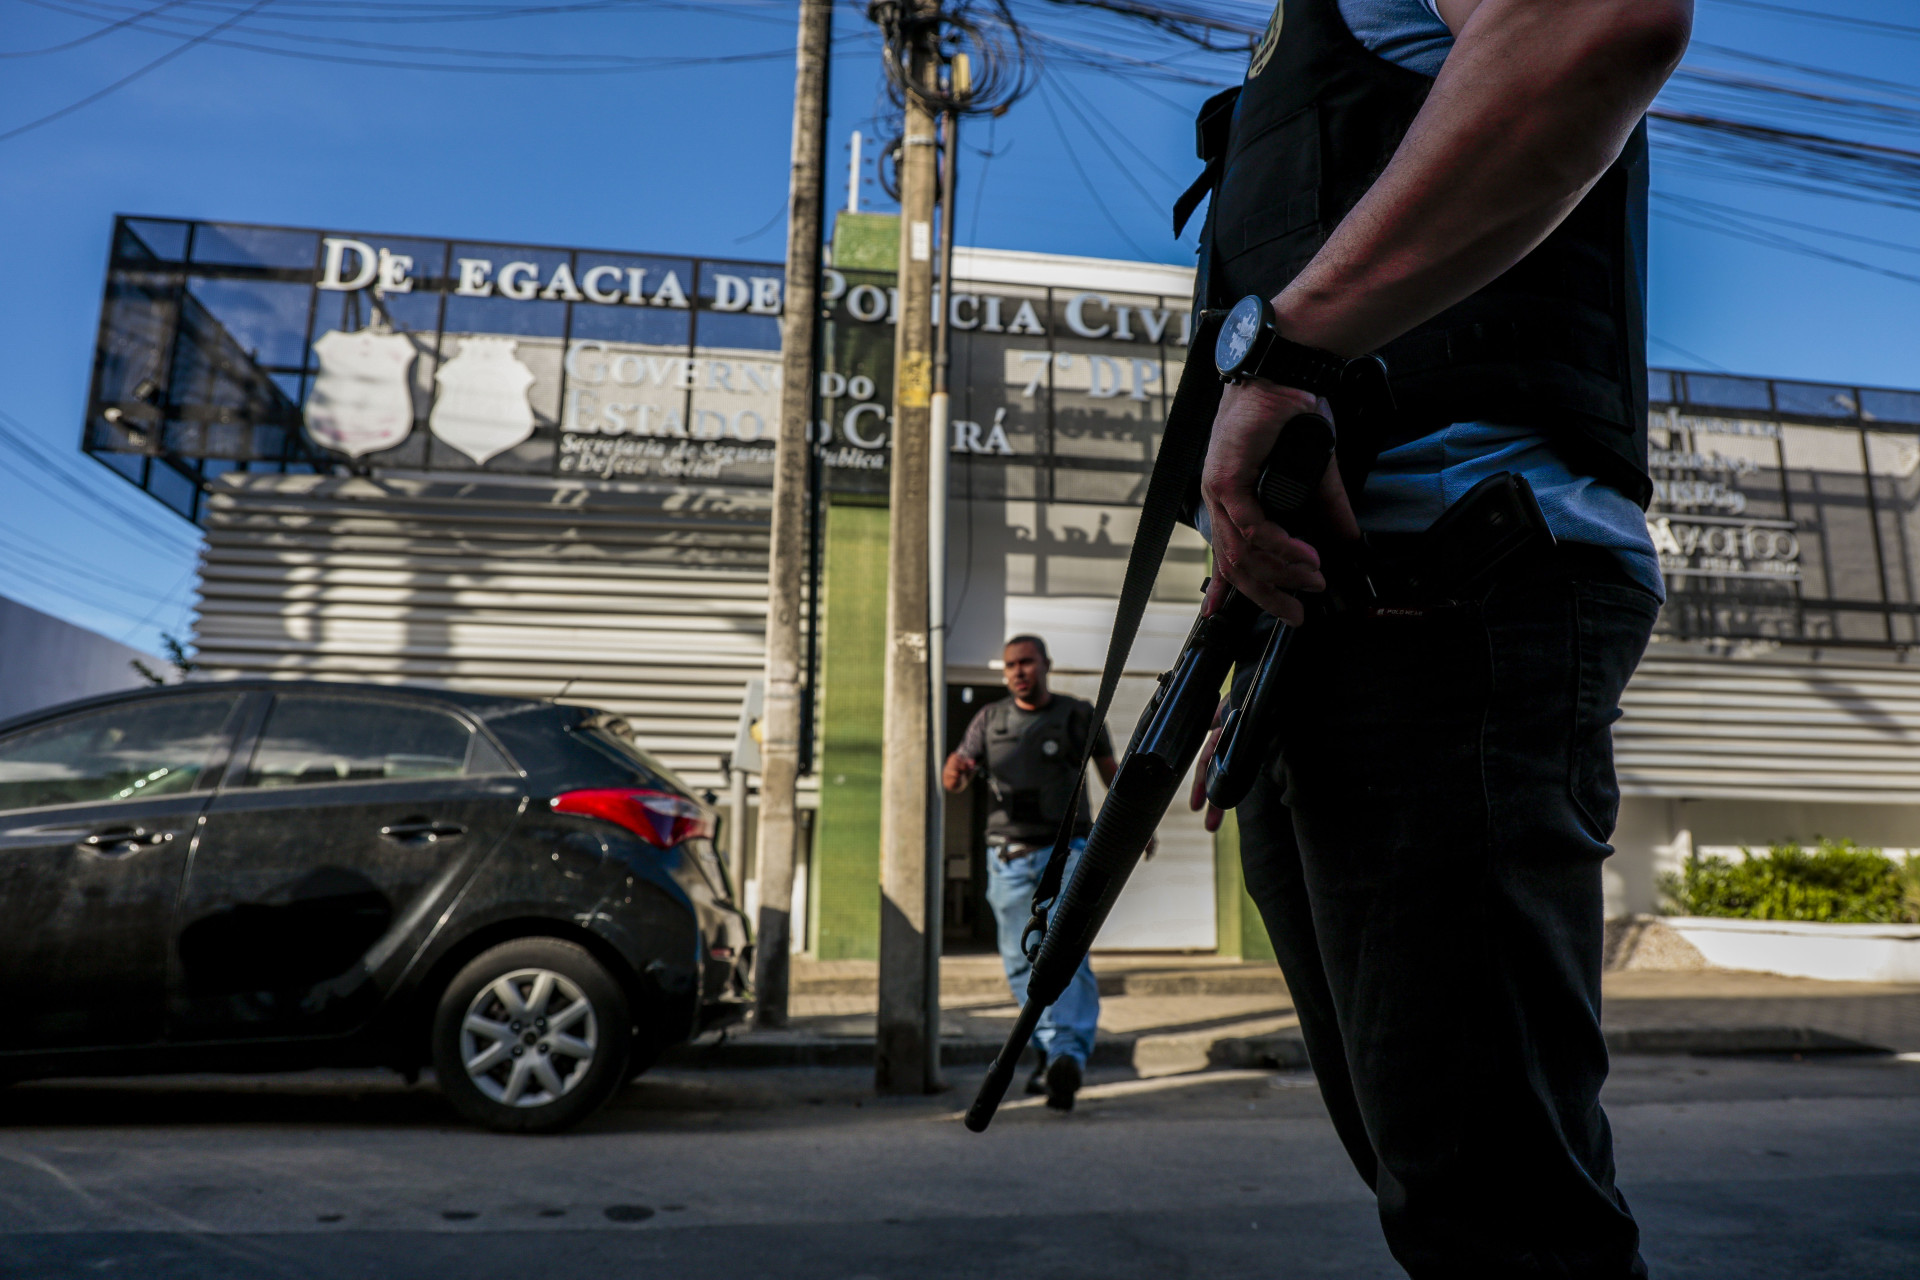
[964,411,1337,1132]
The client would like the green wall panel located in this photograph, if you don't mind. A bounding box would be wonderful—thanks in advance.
[1213,810,1275,962]
[811,499,889,958]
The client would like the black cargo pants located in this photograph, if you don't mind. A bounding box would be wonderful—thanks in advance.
[1237,554,1659,1278]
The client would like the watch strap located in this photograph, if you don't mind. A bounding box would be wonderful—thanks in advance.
[1249,331,1348,399]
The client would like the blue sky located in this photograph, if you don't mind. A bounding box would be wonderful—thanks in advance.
[0,0,1916,654]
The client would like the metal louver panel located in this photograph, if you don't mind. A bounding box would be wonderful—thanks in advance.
[1619,654,1920,803]
[192,472,772,791]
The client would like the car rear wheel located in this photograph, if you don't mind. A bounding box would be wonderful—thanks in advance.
[431,938,632,1133]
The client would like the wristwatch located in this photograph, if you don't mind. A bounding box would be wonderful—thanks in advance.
[1213,294,1348,396]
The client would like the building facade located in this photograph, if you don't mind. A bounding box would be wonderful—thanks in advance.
[84,213,1920,962]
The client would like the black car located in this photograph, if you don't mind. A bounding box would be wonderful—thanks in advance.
[0,679,750,1132]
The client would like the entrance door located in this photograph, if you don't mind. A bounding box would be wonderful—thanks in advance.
[943,683,1005,953]
[0,692,245,1052]
[170,691,526,1043]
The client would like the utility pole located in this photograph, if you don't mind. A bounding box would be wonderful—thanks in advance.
[924,58,964,1065]
[875,0,942,1095]
[754,0,833,1029]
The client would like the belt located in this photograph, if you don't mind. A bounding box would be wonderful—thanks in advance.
[987,840,1048,863]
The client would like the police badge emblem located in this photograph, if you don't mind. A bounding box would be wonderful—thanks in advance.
[430,337,538,464]
[304,329,418,458]
[1248,1,1284,79]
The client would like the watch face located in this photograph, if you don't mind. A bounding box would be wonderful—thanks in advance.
[1216,295,1266,375]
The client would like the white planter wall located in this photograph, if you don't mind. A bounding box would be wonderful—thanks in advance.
[1665,916,1920,982]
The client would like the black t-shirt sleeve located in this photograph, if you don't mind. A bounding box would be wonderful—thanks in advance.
[1090,715,1115,760]
[957,704,992,762]
[1070,700,1115,760]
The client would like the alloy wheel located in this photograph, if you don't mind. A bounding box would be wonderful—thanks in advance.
[458,967,600,1107]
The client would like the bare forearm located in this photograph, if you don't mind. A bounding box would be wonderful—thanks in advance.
[1272,0,1690,357]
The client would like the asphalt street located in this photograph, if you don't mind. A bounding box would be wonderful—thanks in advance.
[0,1053,1915,1279]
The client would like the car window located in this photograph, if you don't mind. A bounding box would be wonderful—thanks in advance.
[575,715,689,792]
[246,696,476,788]
[0,694,241,812]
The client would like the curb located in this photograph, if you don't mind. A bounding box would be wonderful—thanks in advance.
[790,971,1290,999]
[661,1024,1890,1071]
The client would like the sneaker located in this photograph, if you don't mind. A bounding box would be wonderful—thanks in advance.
[1044,1055,1082,1112]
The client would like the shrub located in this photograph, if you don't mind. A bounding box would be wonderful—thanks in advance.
[1660,838,1919,924]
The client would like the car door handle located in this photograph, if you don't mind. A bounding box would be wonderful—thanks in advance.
[82,826,176,857]
[379,819,468,845]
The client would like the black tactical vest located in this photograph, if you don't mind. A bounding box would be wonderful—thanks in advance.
[1197,0,1652,507]
[979,696,1099,844]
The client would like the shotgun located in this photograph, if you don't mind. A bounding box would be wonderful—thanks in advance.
[965,411,1336,1132]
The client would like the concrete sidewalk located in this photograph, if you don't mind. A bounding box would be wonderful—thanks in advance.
[664,953,1920,1072]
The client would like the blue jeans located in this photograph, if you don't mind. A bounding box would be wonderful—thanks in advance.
[984,838,1100,1066]
[1240,559,1658,1277]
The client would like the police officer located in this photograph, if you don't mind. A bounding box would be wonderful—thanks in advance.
[1181,0,1690,1274]
[943,635,1116,1112]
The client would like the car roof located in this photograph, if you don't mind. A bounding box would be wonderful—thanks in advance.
[0,678,565,736]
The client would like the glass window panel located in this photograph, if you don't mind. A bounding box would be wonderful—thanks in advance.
[441,294,567,338]
[1650,414,1786,522]
[563,253,695,345]
[1780,424,1882,607]
[695,261,782,351]
[570,302,690,345]
[94,269,176,411]
[1051,466,1149,505]
[1681,374,1771,412]
[122,219,190,261]
[378,291,441,336]
[246,696,472,788]
[191,224,320,269]
[1048,288,1169,469]
[1861,388,1920,426]
[185,278,314,368]
[1646,369,1673,404]
[947,285,1051,468]
[362,237,449,290]
[147,459,199,518]
[1867,431,1920,608]
[0,694,239,811]
[93,449,146,484]
[678,344,780,486]
[419,330,559,473]
[443,243,571,338]
[945,457,1039,501]
[1773,381,1858,420]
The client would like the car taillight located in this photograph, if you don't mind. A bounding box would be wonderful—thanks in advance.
[551,788,713,848]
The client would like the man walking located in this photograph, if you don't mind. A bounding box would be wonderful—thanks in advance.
[1179,0,1690,1274]
[943,635,1117,1112]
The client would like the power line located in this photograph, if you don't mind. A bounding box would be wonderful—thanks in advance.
[1651,197,1920,289]
[1702,0,1920,42]
[1656,190,1920,259]
[0,409,200,550]
[1035,78,1155,258]
[0,528,187,603]
[1650,336,1733,374]
[0,0,276,142]
[0,0,194,56]
[1049,72,1177,224]
[21,0,870,74]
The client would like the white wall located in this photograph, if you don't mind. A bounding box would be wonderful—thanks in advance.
[945,495,1218,950]
[0,594,150,724]
[1608,794,1920,917]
